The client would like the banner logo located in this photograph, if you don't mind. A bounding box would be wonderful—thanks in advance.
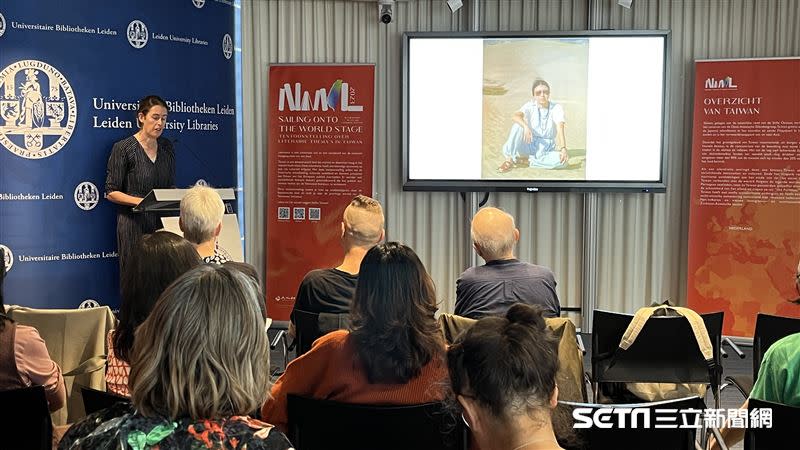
[127,20,148,49]
[192,0,206,8]
[1,244,12,272]
[74,181,99,210]
[0,60,78,159]
[277,80,364,112]
[222,33,233,60]
[0,13,6,38]
[705,76,738,90]
[79,299,100,309]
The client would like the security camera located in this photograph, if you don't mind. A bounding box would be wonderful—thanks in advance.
[378,0,394,24]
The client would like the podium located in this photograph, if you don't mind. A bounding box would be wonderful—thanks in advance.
[132,188,235,212]
[133,188,244,262]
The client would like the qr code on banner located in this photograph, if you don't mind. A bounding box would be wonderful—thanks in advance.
[293,207,306,220]
[278,207,290,220]
[309,208,321,221]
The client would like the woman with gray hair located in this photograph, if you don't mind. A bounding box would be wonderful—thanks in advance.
[59,265,293,450]
[179,184,228,264]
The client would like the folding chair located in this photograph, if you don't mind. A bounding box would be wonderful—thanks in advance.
[745,398,800,450]
[438,313,587,402]
[0,386,52,450]
[590,310,724,409]
[725,314,800,398]
[5,305,116,425]
[559,395,713,450]
[287,394,467,450]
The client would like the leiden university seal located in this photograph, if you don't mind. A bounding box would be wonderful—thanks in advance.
[0,60,77,159]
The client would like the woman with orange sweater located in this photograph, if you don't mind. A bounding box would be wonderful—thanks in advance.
[262,242,448,430]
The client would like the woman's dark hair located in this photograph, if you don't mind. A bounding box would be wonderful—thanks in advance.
[350,242,443,384]
[113,232,201,362]
[136,95,168,127]
[447,304,559,419]
[531,79,551,95]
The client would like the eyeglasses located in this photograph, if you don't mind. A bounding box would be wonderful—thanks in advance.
[534,90,550,96]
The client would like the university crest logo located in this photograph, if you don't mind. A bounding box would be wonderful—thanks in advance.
[0,13,7,38]
[127,20,148,49]
[222,33,233,60]
[0,244,12,272]
[0,60,77,159]
[79,299,101,309]
[74,181,100,211]
[192,0,206,8]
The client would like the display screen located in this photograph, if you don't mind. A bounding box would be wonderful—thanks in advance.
[402,31,671,192]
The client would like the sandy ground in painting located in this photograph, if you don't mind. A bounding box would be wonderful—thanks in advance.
[482,39,589,180]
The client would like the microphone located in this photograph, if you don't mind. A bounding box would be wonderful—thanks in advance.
[168,136,218,184]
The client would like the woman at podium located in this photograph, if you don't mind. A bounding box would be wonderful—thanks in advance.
[105,95,175,275]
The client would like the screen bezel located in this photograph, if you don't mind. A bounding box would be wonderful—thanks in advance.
[401,30,671,193]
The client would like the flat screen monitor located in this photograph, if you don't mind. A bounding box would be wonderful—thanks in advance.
[402,31,671,192]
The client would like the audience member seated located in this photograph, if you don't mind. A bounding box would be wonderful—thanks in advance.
[708,257,800,450]
[447,304,567,450]
[59,264,293,449]
[455,207,561,319]
[179,184,228,263]
[263,242,448,430]
[107,231,201,396]
[288,194,384,338]
[0,250,66,412]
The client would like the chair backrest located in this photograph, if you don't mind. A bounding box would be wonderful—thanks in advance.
[6,305,117,425]
[592,310,723,386]
[752,314,800,381]
[0,385,53,450]
[293,309,349,356]
[559,396,704,450]
[438,313,587,402]
[745,398,800,450]
[287,394,467,450]
[80,385,130,415]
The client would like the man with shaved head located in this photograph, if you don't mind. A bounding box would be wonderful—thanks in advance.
[289,195,384,337]
[455,207,561,319]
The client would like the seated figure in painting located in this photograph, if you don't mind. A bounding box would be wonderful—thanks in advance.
[498,79,569,172]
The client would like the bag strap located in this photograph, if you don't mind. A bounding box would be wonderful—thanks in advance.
[63,355,107,377]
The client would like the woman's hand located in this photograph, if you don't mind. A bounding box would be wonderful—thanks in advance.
[559,147,568,164]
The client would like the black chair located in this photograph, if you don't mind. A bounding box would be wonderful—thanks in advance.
[590,310,724,408]
[560,395,707,450]
[0,385,52,450]
[725,313,800,398]
[287,394,467,450]
[292,309,350,357]
[80,385,130,415]
[745,398,800,450]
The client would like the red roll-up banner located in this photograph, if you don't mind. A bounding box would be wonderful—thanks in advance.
[687,58,800,337]
[265,64,375,320]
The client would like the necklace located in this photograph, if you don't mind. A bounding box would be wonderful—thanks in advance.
[510,436,559,450]
[536,104,551,133]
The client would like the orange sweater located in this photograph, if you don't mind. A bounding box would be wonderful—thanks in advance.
[262,330,449,429]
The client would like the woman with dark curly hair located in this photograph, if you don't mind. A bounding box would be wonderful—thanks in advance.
[262,242,448,430]
[448,304,566,450]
